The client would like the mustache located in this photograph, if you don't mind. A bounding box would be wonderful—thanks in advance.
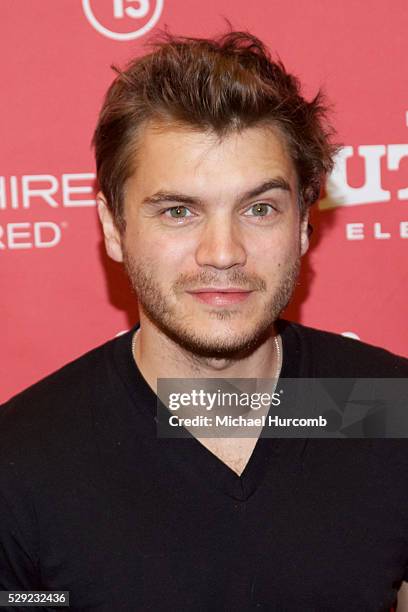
[173,270,267,293]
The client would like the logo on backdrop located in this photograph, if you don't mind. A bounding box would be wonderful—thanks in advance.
[0,173,95,251]
[82,0,163,41]
[319,112,408,241]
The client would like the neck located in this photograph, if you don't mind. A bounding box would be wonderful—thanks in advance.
[132,316,282,395]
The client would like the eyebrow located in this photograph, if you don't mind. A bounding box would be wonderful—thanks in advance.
[141,178,292,208]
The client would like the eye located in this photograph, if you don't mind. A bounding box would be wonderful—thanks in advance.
[163,206,193,219]
[244,203,276,218]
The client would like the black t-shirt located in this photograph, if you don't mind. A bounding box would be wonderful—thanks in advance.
[1,320,408,611]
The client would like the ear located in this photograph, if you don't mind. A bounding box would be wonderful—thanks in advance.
[97,193,124,263]
[300,210,310,256]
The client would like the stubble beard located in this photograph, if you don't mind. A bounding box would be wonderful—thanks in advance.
[123,251,301,359]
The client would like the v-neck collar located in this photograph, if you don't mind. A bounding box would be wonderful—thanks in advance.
[112,319,309,500]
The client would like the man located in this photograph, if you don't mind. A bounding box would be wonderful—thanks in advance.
[1,31,407,611]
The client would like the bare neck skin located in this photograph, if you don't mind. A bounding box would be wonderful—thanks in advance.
[133,314,281,395]
[132,316,281,476]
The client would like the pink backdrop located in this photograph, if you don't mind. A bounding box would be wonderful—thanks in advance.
[1,0,407,403]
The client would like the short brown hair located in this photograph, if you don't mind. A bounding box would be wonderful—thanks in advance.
[93,30,338,232]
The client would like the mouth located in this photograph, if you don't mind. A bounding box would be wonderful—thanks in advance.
[187,288,254,306]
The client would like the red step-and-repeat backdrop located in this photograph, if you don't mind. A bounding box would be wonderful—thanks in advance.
[1,0,407,403]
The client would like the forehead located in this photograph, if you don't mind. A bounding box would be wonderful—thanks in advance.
[126,121,297,198]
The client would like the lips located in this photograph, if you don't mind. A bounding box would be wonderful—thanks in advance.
[187,288,253,306]
[189,287,251,293]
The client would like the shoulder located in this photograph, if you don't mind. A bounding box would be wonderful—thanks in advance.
[284,320,408,377]
[0,332,129,441]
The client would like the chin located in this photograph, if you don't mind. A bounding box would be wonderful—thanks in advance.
[159,321,274,359]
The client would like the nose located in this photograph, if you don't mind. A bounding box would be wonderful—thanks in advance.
[194,214,247,269]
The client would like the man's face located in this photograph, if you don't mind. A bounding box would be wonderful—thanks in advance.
[101,122,309,358]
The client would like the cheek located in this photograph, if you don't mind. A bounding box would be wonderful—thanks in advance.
[127,235,191,280]
[251,230,300,268]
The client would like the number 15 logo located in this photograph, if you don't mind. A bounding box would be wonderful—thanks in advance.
[82,0,164,41]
